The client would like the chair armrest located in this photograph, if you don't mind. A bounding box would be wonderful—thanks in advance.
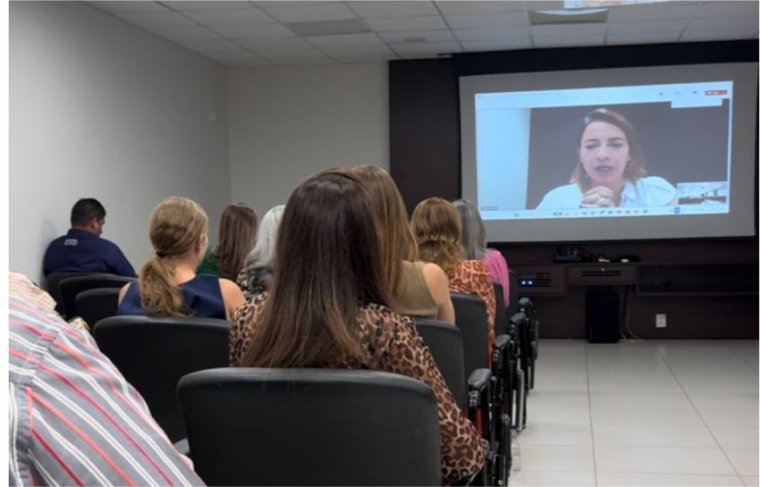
[493,334,510,352]
[467,368,491,392]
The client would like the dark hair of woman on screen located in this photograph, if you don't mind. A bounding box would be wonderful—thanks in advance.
[228,169,486,484]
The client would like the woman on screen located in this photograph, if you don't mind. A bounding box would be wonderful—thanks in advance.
[536,108,676,209]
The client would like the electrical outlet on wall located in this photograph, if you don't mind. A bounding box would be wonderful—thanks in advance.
[656,313,667,328]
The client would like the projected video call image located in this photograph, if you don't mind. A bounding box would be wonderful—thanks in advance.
[472,81,733,220]
[526,101,730,210]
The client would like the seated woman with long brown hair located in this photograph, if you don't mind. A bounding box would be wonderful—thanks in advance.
[229,170,486,484]
[118,196,244,320]
[351,165,455,323]
[197,202,258,280]
[411,197,497,344]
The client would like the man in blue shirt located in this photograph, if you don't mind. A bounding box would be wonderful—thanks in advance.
[43,198,136,277]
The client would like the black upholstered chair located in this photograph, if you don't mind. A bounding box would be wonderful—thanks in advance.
[509,312,528,431]
[504,270,520,321]
[519,297,539,390]
[178,368,442,486]
[75,287,120,328]
[44,271,90,317]
[414,318,468,408]
[450,292,490,378]
[92,316,230,443]
[493,282,508,337]
[415,318,508,486]
[59,274,133,319]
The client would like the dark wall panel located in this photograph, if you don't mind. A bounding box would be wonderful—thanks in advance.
[389,58,459,213]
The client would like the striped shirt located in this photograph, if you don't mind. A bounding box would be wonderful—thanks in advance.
[9,294,204,486]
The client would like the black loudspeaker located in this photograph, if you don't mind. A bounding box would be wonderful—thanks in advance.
[585,289,620,343]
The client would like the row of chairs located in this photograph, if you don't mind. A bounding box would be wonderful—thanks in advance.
[44,272,131,320]
[45,271,540,485]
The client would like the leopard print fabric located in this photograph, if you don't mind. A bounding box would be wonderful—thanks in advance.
[230,294,488,485]
[447,259,497,345]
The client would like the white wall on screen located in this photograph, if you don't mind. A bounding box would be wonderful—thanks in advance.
[10,2,230,282]
[227,63,389,213]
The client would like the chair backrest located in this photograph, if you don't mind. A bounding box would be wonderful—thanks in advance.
[179,368,442,486]
[92,315,230,442]
[75,287,121,328]
[504,270,520,320]
[44,271,90,317]
[450,292,490,377]
[59,274,133,319]
[414,318,467,409]
[493,282,508,337]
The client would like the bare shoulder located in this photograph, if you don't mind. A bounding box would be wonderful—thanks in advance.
[421,262,448,283]
[117,282,131,303]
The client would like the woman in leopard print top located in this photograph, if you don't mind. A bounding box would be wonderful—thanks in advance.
[411,197,497,345]
[230,169,487,485]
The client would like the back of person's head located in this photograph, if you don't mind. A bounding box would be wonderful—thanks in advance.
[241,170,388,368]
[453,199,487,261]
[140,196,208,316]
[241,204,285,290]
[411,197,465,275]
[70,198,106,228]
[213,203,258,280]
[351,165,417,295]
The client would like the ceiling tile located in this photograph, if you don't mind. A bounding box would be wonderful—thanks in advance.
[305,33,384,47]
[460,38,533,52]
[530,23,608,37]
[171,38,243,52]
[89,2,168,14]
[364,15,447,32]
[606,31,682,45]
[608,3,697,22]
[443,12,528,29]
[532,34,605,48]
[238,38,312,50]
[378,30,456,44]
[116,11,196,28]
[182,8,274,26]
[167,2,257,12]
[691,1,759,19]
[262,3,356,22]
[256,47,332,60]
[689,16,760,31]
[348,1,438,18]
[390,41,462,56]
[146,25,223,41]
[322,45,397,61]
[212,24,296,40]
[608,19,689,35]
[435,1,526,15]
[680,28,757,42]
[453,26,530,41]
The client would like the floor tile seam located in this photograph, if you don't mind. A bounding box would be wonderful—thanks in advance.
[592,445,728,451]
[583,341,600,487]
[654,344,746,479]
[640,347,739,475]
[720,341,759,372]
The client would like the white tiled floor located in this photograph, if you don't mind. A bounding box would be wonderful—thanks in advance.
[509,339,759,487]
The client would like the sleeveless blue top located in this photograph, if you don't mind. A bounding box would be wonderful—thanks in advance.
[117,274,226,319]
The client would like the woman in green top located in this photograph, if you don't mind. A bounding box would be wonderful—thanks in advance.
[197,203,258,280]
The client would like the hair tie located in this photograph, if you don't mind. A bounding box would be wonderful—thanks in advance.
[156,250,167,258]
